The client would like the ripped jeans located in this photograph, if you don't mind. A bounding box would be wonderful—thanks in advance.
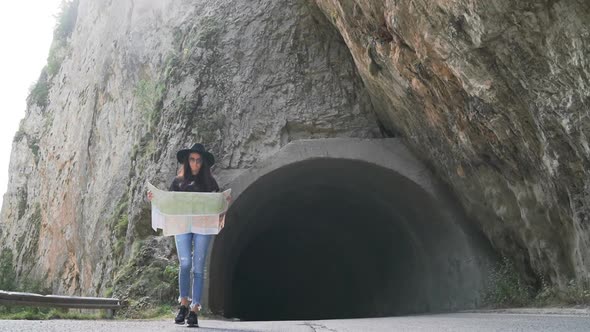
[175,233,213,309]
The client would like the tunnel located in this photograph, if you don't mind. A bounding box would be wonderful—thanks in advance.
[209,139,494,321]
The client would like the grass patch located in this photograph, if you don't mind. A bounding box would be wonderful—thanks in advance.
[0,307,106,320]
[134,79,165,132]
[116,303,175,320]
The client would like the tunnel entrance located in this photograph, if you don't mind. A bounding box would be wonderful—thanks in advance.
[210,154,492,321]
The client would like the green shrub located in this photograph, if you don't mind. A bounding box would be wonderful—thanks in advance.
[13,130,26,143]
[482,257,533,307]
[54,0,79,40]
[0,249,16,291]
[45,0,79,77]
[534,277,590,306]
[27,70,50,108]
[111,196,130,259]
[46,40,67,77]
[134,79,165,131]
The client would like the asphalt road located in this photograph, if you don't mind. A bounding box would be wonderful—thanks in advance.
[1,312,589,331]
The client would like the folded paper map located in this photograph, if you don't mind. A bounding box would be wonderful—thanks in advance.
[148,181,231,236]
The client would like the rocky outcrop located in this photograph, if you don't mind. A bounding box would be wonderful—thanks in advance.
[1,0,588,305]
[0,0,379,296]
[313,0,590,286]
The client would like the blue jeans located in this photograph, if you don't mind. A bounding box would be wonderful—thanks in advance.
[175,233,213,309]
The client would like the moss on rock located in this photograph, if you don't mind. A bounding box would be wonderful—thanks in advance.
[111,237,178,317]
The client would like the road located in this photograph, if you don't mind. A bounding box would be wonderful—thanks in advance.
[1,312,589,331]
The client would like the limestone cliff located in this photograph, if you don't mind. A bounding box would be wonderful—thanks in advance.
[313,0,590,286]
[1,0,589,305]
[0,0,380,297]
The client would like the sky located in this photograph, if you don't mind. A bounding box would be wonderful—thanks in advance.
[0,0,63,207]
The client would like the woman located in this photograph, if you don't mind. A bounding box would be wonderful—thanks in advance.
[147,143,227,327]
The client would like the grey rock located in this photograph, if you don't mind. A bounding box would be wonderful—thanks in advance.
[0,0,380,296]
[313,0,590,286]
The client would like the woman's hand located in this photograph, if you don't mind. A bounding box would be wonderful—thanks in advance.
[147,190,153,202]
[223,191,232,204]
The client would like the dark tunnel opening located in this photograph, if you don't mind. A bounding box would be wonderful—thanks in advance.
[210,158,492,321]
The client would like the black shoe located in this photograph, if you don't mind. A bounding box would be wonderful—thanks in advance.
[186,311,199,328]
[175,305,188,324]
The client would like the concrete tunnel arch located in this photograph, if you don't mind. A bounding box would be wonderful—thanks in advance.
[207,138,494,320]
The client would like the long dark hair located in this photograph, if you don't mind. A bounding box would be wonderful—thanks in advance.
[178,157,219,192]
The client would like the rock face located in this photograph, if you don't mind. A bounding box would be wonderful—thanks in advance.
[0,0,380,296]
[313,0,590,285]
[1,0,588,305]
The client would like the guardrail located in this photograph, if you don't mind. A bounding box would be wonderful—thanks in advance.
[0,290,126,318]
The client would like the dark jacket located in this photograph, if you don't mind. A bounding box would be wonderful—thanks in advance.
[169,176,219,193]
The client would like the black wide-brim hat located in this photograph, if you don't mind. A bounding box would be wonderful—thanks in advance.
[176,143,215,166]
